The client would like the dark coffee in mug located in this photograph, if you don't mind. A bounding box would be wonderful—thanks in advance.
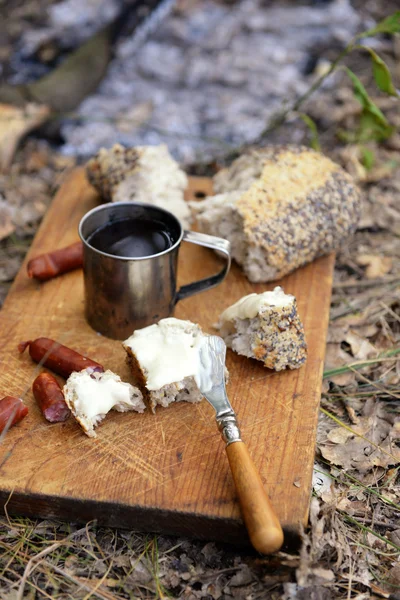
[87,217,176,258]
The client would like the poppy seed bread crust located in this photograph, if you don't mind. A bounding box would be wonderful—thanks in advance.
[191,145,361,282]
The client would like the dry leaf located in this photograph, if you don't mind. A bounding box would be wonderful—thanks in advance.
[365,163,396,183]
[229,566,253,587]
[0,257,20,282]
[367,187,400,236]
[343,404,359,425]
[337,145,366,183]
[309,568,335,583]
[336,497,352,511]
[324,343,356,386]
[387,529,400,546]
[52,154,77,170]
[312,465,332,496]
[369,583,391,598]
[320,398,400,472]
[0,199,14,240]
[312,465,335,504]
[326,428,353,444]
[344,331,376,360]
[0,174,50,233]
[25,148,51,172]
[0,103,50,172]
[127,558,153,585]
[356,254,393,279]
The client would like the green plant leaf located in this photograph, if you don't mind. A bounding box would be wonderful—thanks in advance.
[335,50,396,144]
[361,11,400,36]
[344,67,389,126]
[299,113,321,151]
[360,146,375,170]
[337,110,393,144]
[343,66,393,141]
[363,47,398,96]
[358,111,394,142]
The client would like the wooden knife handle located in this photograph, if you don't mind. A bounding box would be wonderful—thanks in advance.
[225,441,284,554]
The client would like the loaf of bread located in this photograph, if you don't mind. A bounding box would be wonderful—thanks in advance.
[64,369,145,437]
[191,145,361,282]
[86,144,191,227]
[216,286,307,371]
[123,317,228,412]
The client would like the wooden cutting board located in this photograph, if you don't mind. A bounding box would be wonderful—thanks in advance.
[0,169,334,549]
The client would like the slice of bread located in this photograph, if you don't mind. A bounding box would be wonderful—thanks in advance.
[86,143,191,227]
[123,317,227,412]
[64,369,145,437]
[216,287,307,371]
[191,145,360,282]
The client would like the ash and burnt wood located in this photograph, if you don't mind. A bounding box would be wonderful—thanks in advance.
[0,169,334,546]
[0,1,172,171]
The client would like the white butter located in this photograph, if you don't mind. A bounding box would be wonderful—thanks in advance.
[124,317,209,391]
[194,336,214,394]
[67,373,134,418]
[64,370,145,438]
[219,286,293,324]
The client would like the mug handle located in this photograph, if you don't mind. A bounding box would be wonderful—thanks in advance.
[175,230,231,303]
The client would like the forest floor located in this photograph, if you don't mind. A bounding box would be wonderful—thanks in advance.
[0,1,399,599]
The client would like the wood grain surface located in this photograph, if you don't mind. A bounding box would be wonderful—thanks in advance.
[0,169,335,548]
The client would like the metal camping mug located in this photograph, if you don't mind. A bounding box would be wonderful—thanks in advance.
[78,202,231,339]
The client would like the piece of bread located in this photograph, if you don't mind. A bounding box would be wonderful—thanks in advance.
[123,317,228,412]
[215,286,307,371]
[86,143,191,227]
[64,369,145,438]
[190,145,361,282]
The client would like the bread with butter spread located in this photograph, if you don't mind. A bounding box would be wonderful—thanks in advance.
[64,369,145,438]
[216,286,307,371]
[123,317,228,412]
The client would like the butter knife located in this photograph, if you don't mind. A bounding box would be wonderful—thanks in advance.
[197,335,284,554]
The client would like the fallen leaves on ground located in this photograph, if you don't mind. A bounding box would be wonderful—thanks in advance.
[0,5,399,597]
[319,398,400,472]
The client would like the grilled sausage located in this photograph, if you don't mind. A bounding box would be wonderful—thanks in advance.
[18,338,104,378]
[0,396,28,433]
[27,241,83,281]
[32,372,70,423]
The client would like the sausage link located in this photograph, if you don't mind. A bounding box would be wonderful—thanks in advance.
[0,396,28,433]
[32,372,70,423]
[27,241,83,281]
[18,337,104,378]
